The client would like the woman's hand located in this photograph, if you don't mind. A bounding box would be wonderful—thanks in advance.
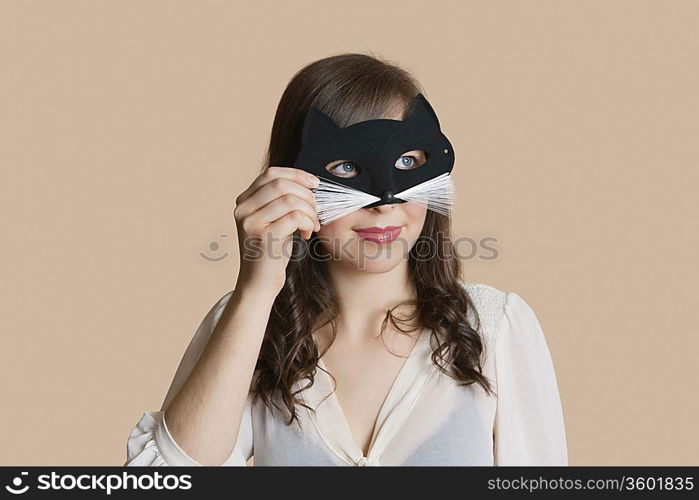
[233,166,320,297]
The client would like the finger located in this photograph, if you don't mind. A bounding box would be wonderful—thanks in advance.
[265,210,316,241]
[236,166,319,206]
[235,177,319,226]
[246,194,319,233]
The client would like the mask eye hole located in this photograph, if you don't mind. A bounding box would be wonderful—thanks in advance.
[325,160,361,178]
[395,150,428,170]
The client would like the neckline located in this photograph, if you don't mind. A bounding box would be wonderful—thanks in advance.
[299,327,436,465]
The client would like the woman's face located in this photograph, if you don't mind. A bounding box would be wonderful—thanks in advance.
[314,105,428,274]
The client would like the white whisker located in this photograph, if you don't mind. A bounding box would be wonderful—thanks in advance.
[313,176,380,225]
[312,172,456,225]
[394,173,456,217]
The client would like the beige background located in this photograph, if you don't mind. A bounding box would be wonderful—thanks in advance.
[1,0,697,466]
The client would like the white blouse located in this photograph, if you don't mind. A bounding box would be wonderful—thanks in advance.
[125,282,568,466]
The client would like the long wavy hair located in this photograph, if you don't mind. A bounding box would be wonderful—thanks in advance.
[250,52,494,425]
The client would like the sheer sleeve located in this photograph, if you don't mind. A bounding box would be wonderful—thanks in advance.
[492,291,568,465]
[124,290,254,466]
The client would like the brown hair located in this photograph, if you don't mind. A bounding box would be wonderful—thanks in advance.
[251,52,493,424]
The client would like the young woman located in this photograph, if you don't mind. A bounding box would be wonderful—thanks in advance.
[125,53,568,466]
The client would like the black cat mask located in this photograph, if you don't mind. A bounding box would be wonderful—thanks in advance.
[293,93,456,225]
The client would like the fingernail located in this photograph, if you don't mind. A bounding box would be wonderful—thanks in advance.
[307,175,320,187]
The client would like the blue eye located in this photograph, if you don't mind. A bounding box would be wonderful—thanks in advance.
[395,150,427,170]
[399,156,415,168]
[326,160,360,178]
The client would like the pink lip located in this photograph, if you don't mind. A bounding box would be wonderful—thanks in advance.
[353,225,402,243]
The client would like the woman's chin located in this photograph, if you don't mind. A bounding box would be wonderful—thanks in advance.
[358,260,403,273]
[340,253,406,273]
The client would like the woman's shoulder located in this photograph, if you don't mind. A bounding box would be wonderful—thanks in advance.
[458,281,549,347]
[459,280,507,301]
[458,280,509,342]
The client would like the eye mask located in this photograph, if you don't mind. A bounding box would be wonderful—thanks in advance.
[293,93,456,225]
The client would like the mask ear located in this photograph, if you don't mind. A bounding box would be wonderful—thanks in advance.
[405,93,442,130]
[301,106,340,146]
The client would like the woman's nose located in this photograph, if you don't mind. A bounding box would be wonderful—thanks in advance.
[370,203,394,214]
